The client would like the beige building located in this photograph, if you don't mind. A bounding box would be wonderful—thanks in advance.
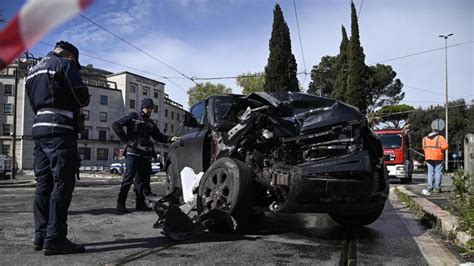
[0,62,185,170]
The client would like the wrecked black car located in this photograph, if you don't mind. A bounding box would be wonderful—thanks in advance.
[164,92,388,229]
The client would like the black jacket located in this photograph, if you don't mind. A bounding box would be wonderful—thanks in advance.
[112,111,171,157]
[25,52,90,138]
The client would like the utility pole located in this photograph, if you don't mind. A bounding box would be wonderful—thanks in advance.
[11,58,19,179]
[439,33,453,172]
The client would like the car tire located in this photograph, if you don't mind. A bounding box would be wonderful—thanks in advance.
[197,158,254,230]
[111,169,119,175]
[329,206,384,227]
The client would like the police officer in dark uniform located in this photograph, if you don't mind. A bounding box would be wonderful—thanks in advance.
[113,98,180,212]
[25,41,89,255]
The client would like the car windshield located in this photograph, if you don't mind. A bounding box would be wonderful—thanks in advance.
[214,96,239,122]
[379,134,402,149]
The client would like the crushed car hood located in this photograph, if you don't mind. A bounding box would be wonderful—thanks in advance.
[247,92,364,133]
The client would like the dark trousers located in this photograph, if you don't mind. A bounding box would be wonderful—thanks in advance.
[117,155,151,204]
[33,135,78,245]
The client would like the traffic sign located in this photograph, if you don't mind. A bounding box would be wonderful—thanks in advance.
[431,119,445,131]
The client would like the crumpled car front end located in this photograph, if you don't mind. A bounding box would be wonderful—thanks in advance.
[214,92,388,218]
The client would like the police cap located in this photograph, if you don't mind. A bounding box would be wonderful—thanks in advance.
[55,41,81,69]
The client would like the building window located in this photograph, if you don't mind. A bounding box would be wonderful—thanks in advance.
[177,113,180,121]
[1,144,10,154]
[100,95,108,105]
[171,124,174,133]
[130,83,137,93]
[98,130,107,141]
[78,147,91,160]
[2,124,11,136]
[143,86,149,96]
[154,90,159,98]
[4,84,13,95]
[4,104,12,114]
[130,99,135,109]
[153,105,158,113]
[81,128,89,140]
[97,148,108,161]
[171,111,174,120]
[164,123,168,133]
[100,112,107,122]
[83,110,90,121]
[165,109,168,117]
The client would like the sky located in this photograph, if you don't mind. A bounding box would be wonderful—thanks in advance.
[1,0,473,110]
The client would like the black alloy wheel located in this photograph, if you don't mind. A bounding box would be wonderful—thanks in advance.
[197,158,254,229]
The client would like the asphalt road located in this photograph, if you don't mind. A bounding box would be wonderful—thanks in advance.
[0,174,463,265]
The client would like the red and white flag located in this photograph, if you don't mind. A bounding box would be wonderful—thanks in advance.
[0,0,94,69]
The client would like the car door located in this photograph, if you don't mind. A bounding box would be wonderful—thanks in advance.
[175,100,209,176]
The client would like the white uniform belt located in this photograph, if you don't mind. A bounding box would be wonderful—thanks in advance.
[37,108,74,119]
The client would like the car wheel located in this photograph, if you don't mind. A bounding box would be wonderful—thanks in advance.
[111,169,119,175]
[197,158,254,230]
[329,206,384,227]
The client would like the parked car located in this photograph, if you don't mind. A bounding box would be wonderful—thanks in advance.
[166,92,389,227]
[110,162,161,175]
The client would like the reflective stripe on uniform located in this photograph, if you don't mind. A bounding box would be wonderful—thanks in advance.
[32,122,74,130]
[37,107,73,119]
[26,69,56,81]
[423,136,441,149]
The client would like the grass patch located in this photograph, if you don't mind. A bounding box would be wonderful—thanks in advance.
[394,187,440,230]
[449,171,474,234]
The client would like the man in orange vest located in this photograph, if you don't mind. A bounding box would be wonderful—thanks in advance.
[421,129,449,195]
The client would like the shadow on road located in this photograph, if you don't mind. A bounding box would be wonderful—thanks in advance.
[84,236,170,253]
[69,208,144,216]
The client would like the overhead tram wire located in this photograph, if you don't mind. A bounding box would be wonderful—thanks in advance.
[404,84,459,100]
[191,71,308,81]
[38,42,185,79]
[358,0,364,18]
[37,41,189,98]
[369,40,474,65]
[78,14,197,85]
[293,0,308,84]
[188,41,474,82]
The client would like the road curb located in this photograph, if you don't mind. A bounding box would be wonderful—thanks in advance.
[395,185,473,251]
[0,180,36,188]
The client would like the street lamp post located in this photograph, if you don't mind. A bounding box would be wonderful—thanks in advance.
[439,33,453,172]
[11,51,36,179]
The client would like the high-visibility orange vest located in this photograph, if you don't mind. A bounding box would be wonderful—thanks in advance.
[422,135,448,161]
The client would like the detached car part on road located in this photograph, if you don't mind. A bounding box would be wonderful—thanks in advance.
[164,92,389,228]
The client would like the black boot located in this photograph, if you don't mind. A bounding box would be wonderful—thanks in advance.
[33,237,44,251]
[135,201,152,211]
[117,201,128,213]
[43,238,85,256]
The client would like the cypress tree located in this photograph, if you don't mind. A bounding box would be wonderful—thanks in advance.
[332,25,349,101]
[345,1,368,112]
[264,4,299,92]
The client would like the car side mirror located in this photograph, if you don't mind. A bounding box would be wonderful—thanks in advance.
[183,112,200,128]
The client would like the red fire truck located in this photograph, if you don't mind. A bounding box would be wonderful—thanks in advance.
[374,128,413,183]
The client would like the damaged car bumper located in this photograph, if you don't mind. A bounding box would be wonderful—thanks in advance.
[268,150,388,215]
